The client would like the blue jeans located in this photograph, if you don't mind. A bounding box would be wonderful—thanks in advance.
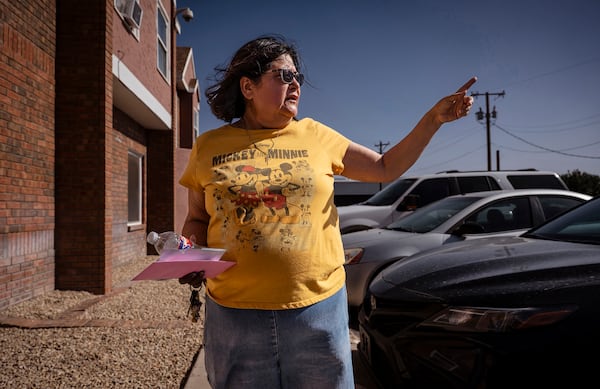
[204,286,355,389]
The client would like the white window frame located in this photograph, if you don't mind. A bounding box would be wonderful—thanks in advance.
[127,151,143,226]
[193,108,200,139]
[156,2,170,80]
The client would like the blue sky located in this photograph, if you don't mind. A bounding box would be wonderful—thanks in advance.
[175,0,600,176]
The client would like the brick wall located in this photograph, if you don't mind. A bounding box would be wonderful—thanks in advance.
[0,0,57,309]
[146,130,175,255]
[112,108,148,268]
[54,0,111,294]
[0,0,56,308]
[1,0,181,309]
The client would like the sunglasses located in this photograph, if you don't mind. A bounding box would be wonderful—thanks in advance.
[267,68,304,86]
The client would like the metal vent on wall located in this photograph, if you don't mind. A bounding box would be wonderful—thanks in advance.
[117,0,143,29]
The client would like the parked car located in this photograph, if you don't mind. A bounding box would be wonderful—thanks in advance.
[358,196,600,389]
[333,175,384,206]
[337,169,569,234]
[343,189,590,313]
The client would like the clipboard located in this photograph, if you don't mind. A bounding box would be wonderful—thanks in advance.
[132,247,235,281]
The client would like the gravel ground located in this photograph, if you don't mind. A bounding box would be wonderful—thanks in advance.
[0,256,205,389]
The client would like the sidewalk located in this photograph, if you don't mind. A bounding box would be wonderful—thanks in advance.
[183,329,379,389]
[183,346,210,389]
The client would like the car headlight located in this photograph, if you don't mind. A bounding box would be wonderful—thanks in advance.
[343,247,364,265]
[420,305,577,332]
[370,294,377,311]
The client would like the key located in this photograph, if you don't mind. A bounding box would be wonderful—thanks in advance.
[188,287,203,323]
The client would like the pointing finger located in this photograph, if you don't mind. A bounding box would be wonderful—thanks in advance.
[455,76,478,93]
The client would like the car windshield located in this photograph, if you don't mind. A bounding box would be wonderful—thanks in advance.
[524,197,600,245]
[362,178,417,206]
[385,196,483,233]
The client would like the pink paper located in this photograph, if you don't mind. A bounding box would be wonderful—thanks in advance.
[132,248,235,281]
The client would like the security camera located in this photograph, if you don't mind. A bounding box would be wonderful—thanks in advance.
[180,8,193,22]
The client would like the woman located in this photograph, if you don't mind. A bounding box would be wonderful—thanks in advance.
[179,35,475,388]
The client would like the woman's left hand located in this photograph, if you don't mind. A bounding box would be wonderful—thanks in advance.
[179,271,206,288]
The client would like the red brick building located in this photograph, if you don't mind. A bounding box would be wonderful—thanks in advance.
[0,0,199,309]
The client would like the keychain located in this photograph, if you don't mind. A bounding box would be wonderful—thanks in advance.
[188,286,203,323]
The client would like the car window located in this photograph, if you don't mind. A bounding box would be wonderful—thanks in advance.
[526,198,600,244]
[464,197,532,233]
[387,196,481,233]
[538,196,586,219]
[457,176,501,192]
[363,178,416,206]
[507,174,566,189]
[407,178,453,208]
[510,198,533,229]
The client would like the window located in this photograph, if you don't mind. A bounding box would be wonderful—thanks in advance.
[507,174,567,190]
[538,196,586,219]
[408,178,452,208]
[128,151,143,225]
[157,4,169,79]
[364,178,417,206]
[471,197,532,233]
[458,176,501,192]
[115,0,143,38]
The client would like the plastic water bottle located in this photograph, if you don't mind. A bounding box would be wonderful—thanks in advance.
[147,231,193,254]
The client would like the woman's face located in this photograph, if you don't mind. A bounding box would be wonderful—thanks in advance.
[242,54,301,128]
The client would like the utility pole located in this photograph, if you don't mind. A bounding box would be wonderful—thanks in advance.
[374,140,390,154]
[472,91,505,171]
[374,141,390,189]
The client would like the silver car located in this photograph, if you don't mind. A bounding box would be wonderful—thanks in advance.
[343,189,591,313]
[337,170,569,234]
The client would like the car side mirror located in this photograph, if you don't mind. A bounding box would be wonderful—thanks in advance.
[452,222,485,236]
[397,194,420,212]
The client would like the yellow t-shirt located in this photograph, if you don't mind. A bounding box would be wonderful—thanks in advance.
[179,118,351,309]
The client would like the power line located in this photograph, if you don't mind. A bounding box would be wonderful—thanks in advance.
[497,56,600,90]
[499,113,600,131]
[494,124,600,159]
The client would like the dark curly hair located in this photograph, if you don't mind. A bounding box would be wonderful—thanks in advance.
[205,35,303,123]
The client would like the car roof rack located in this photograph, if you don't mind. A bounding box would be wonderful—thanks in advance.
[435,168,540,174]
